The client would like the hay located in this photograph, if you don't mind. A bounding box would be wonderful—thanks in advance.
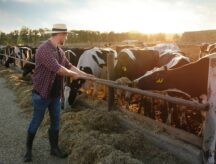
[82,110,125,133]
[0,66,33,113]
[40,109,184,164]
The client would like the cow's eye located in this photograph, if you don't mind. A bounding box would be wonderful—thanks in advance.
[122,66,127,72]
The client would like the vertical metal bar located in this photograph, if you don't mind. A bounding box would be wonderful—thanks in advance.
[203,55,216,163]
[107,52,115,111]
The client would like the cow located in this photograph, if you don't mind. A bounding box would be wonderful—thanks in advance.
[0,46,7,64]
[115,77,132,108]
[114,48,189,115]
[199,43,209,58]
[146,43,180,55]
[134,55,209,98]
[22,54,36,77]
[158,51,190,69]
[114,48,160,81]
[22,47,38,77]
[115,45,134,53]
[21,47,38,76]
[114,48,190,103]
[116,53,207,131]
[4,46,21,68]
[130,54,210,132]
[199,43,216,58]
[64,48,90,86]
[65,47,117,108]
[64,48,90,66]
[4,46,34,68]
[207,43,216,54]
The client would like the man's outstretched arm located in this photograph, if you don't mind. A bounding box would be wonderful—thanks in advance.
[69,64,95,78]
[57,66,81,80]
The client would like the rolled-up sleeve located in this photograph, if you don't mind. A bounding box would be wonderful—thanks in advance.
[36,47,61,73]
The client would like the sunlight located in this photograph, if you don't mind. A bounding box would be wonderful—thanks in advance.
[58,0,201,34]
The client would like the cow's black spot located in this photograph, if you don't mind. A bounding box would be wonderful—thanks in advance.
[92,55,100,66]
[68,67,93,105]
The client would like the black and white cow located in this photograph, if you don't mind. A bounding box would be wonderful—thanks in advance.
[4,46,22,68]
[158,51,190,69]
[146,43,180,55]
[22,47,37,77]
[116,45,135,53]
[64,48,90,66]
[64,47,117,108]
[63,48,90,85]
[0,46,7,64]
[5,45,34,68]
[114,48,160,80]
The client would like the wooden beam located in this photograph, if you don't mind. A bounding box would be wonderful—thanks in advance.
[119,107,203,148]
[82,76,209,111]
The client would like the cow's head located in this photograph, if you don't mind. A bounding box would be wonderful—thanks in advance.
[92,51,107,68]
[134,66,168,90]
[200,43,209,52]
[114,49,136,80]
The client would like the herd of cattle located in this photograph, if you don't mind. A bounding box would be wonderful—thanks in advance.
[0,42,216,135]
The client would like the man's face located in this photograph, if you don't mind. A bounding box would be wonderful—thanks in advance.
[57,33,68,45]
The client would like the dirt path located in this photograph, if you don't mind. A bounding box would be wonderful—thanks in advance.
[0,77,68,164]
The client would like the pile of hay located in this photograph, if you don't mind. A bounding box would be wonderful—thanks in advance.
[41,109,184,164]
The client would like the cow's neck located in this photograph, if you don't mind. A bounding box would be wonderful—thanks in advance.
[165,57,209,97]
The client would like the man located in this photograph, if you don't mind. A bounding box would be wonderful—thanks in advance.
[24,24,94,162]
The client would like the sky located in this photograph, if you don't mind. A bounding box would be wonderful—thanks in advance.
[0,0,215,34]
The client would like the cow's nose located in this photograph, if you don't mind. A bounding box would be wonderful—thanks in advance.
[125,91,131,102]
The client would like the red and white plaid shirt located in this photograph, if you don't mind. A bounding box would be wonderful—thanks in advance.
[33,40,71,99]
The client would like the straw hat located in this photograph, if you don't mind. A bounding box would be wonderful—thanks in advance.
[46,24,69,34]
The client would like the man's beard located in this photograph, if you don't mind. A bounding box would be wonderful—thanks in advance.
[59,40,64,46]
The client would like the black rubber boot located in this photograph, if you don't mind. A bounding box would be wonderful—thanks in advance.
[24,131,36,162]
[48,129,68,158]
[202,149,214,164]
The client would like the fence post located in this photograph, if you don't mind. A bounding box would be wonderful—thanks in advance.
[203,54,216,164]
[20,49,24,69]
[107,52,115,111]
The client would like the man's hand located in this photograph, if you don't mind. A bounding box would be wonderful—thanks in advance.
[71,72,82,80]
[82,72,96,79]
[70,65,96,79]
[72,72,95,80]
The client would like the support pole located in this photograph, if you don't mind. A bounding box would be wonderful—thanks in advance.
[107,52,115,111]
[203,54,216,164]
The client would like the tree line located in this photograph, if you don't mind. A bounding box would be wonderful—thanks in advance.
[0,26,181,46]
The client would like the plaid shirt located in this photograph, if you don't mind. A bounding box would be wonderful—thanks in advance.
[33,40,71,99]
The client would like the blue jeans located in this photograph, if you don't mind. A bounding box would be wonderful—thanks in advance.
[27,90,61,133]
